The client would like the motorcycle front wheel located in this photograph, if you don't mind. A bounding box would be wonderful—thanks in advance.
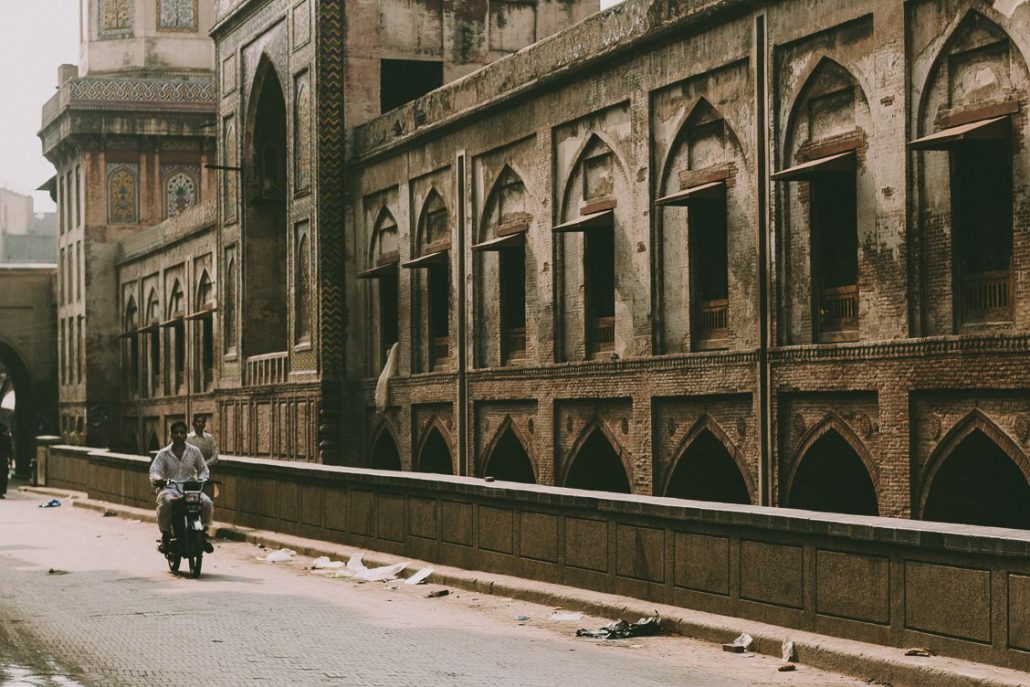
[167,553,182,573]
[188,552,203,578]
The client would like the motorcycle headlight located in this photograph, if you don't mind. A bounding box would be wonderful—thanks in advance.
[186,493,200,503]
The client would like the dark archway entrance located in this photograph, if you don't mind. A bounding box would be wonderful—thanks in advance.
[370,430,401,471]
[483,428,535,484]
[0,341,37,475]
[924,431,1030,529]
[788,430,878,516]
[417,427,453,475]
[666,430,750,504]
[243,59,289,357]
[564,429,631,494]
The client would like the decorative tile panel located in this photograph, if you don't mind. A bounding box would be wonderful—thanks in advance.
[99,0,133,38]
[223,116,238,224]
[162,165,200,218]
[294,70,312,192]
[107,163,139,223]
[158,0,198,32]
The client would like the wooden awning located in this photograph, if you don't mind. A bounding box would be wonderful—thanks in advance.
[472,232,526,252]
[552,209,613,233]
[656,180,726,207]
[159,314,185,328]
[771,151,855,182]
[357,261,399,279]
[185,306,217,320]
[908,116,1009,151]
[401,250,448,269]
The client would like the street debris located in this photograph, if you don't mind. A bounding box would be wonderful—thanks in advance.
[47,569,69,575]
[38,499,61,508]
[782,639,796,662]
[722,633,754,653]
[904,647,934,657]
[259,548,296,562]
[339,553,410,582]
[778,664,796,672]
[515,615,531,622]
[310,556,344,570]
[575,614,661,640]
[405,567,433,585]
[102,510,117,517]
[427,589,450,598]
[549,611,584,622]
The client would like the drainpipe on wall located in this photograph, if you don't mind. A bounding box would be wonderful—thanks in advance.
[456,151,469,477]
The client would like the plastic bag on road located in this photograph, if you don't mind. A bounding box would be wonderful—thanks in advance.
[575,614,661,640]
[405,567,433,585]
[549,611,584,622]
[260,548,296,562]
[39,499,61,508]
[311,556,344,570]
[340,552,410,582]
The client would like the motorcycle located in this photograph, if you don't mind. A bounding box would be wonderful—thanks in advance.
[156,478,210,578]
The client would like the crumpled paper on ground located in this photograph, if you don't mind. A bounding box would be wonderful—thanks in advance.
[331,553,410,582]
[259,548,296,562]
[575,615,661,640]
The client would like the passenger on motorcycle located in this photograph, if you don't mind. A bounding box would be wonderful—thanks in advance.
[149,420,214,553]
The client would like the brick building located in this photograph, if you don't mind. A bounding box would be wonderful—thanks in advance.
[37,0,1030,529]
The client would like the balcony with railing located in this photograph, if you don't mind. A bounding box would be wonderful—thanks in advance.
[503,326,527,363]
[695,298,729,349]
[962,269,1011,324]
[245,351,289,386]
[818,284,859,341]
[590,316,615,356]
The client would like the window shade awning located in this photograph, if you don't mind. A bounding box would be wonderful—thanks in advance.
[552,209,614,233]
[185,307,217,320]
[401,250,448,269]
[655,180,726,206]
[771,151,855,182]
[472,232,526,252]
[357,261,399,279]
[908,115,1009,151]
[159,314,185,328]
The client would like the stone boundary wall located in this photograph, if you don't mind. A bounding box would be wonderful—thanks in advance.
[42,444,1030,672]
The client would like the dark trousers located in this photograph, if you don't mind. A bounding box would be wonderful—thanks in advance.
[0,458,8,495]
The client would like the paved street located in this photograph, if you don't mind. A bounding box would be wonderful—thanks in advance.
[0,489,869,687]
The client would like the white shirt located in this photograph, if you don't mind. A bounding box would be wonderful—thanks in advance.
[149,442,209,485]
[186,431,218,465]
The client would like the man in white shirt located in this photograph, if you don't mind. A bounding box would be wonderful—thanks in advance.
[150,420,214,553]
[186,414,218,466]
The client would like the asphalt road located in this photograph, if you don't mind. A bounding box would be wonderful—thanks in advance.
[0,488,869,687]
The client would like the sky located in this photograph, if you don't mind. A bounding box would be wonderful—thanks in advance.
[0,0,625,213]
[0,1,78,212]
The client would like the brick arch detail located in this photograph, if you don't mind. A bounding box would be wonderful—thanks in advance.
[918,408,1030,518]
[558,131,630,223]
[560,415,632,488]
[784,412,879,505]
[479,415,537,482]
[782,54,873,158]
[656,96,749,195]
[369,418,401,467]
[415,417,453,473]
[477,162,534,237]
[661,414,755,501]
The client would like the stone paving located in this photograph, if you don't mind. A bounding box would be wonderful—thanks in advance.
[0,489,871,687]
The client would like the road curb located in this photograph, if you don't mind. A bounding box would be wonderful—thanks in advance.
[21,486,1028,687]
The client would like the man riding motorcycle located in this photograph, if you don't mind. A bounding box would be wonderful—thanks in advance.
[150,420,214,554]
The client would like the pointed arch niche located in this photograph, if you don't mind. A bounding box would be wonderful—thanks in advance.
[404,189,451,372]
[243,56,289,357]
[474,165,531,367]
[416,423,453,475]
[562,421,631,494]
[663,417,751,504]
[785,415,878,516]
[920,411,1030,529]
[776,58,873,345]
[481,420,536,484]
[912,12,1029,334]
[370,426,401,471]
[656,98,746,353]
[554,134,629,361]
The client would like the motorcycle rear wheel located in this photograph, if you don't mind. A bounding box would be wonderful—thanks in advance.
[188,552,203,578]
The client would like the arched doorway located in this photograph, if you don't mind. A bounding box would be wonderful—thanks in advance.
[243,58,289,356]
[370,429,401,471]
[564,428,631,494]
[923,430,1030,529]
[483,427,535,484]
[417,427,452,475]
[0,340,36,475]
[666,429,750,504]
[788,429,878,516]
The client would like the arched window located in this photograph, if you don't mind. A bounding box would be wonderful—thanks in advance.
[196,271,214,390]
[404,190,451,372]
[359,208,400,371]
[165,171,198,218]
[124,297,139,396]
[166,282,185,393]
[294,229,311,343]
[145,290,160,397]
[224,256,237,352]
